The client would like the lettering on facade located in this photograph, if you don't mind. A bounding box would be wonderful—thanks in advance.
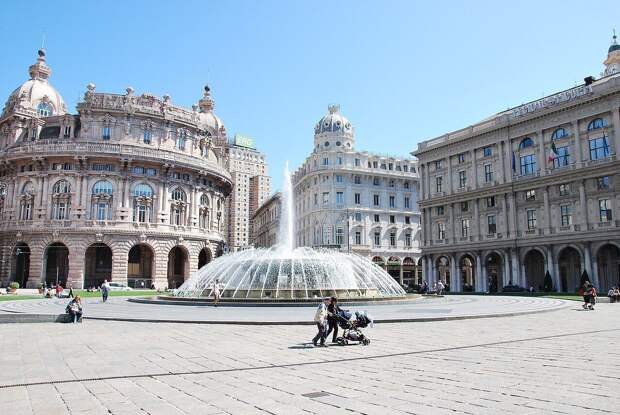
[511,85,593,118]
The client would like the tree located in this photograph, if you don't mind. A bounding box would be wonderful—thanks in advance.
[580,270,590,288]
[543,271,553,292]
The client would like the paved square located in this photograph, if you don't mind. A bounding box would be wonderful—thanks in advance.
[1,302,619,414]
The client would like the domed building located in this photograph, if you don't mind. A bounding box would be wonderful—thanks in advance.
[0,50,233,290]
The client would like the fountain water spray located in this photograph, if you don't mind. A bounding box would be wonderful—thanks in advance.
[277,161,295,252]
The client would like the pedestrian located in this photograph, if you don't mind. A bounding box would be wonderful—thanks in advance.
[587,284,597,310]
[101,279,110,302]
[65,295,83,323]
[325,296,341,343]
[312,297,330,347]
[582,281,592,310]
[68,284,74,299]
[55,283,63,297]
[436,280,445,295]
[212,279,222,306]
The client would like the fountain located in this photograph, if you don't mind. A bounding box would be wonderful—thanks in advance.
[173,162,406,301]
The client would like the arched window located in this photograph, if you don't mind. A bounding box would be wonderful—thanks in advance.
[52,180,71,194]
[91,180,113,221]
[19,182,35,221]
[134,184,153,198]
[176,130,186,150]
[519,137,534,150]
[92,180,113,195]
[133,184,154,223]
[51,180,71,220]
[588,118,607,131]
[551,128,568,140]
[199,193,210,229]
[170,187,187,226]
[37,102,53,117]
[171,187,186,201]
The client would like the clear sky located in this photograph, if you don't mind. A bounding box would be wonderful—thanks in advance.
[1,1,617,191]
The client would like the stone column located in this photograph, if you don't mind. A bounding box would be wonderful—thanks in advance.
[473,198,480,241]
[545,246,554,289]
[584,243,598,287]
[448,203,455,243]
[421,256,428,284]
[537,130,546,174]
[447,156,453,194]
[543,186,551,235]
[501,193,509,237]
[510,249,519,287]
[506,139,514,183]
[471,149,478,189]
[613,107,620,156]
[450,255,458,292]
[159,182,168,223]
[520,263,527,288]
[399,265,404,286]
[503,250,511,288]
[475,252,483,292]
[67,245,85,289]
[579,180,588,230]
[499,140,506,183]
[508,193,516,238]
[572,120,583,165]
[419,165,425,201]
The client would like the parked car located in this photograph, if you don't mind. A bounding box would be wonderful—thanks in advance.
[108,282,133,291]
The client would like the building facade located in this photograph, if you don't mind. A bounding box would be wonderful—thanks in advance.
[226,137,271,252]
[413,36,620,293]
[293,105,421,287]
[250,192,281,248]
[0,50,233,290]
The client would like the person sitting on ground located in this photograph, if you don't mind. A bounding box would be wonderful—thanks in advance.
[66,295,83,323]
[608,287,616,303]
[55,283,63,297]
[436,280,445,296]
[613,287,620,303]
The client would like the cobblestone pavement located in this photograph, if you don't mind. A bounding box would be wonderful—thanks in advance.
[1,302,619,414]
[0,295,569,323]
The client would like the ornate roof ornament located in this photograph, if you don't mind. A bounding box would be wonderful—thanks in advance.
[28,49,52,81]
[198,85,214,112]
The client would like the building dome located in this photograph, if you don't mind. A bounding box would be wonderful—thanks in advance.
[197,85,225,135]
[1,50,67,119]
[314,104,353,135]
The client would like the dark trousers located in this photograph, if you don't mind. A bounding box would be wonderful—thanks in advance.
[312,322,326,345]
[70,311,82,323]
[325,318,338,342]
[102,290,108,302]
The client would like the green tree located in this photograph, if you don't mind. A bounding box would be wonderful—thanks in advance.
[543,271,553,292]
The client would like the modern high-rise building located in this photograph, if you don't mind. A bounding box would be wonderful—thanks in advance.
[226,135,271,251]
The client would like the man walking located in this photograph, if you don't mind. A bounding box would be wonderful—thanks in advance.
[312,297,330,347]
[325,296,341,343]
[101,279,110,303]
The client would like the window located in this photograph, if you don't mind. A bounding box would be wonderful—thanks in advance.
[588,118,607,131]
[520,154,537,175]
[484,164,493,182]
[405,216,411,224]
[335,227,344,245]
[461,219,470,238]
[460,201,469,212]
[134,184,153,197]
[597,176,610,189]
[404,181,410,189]
[323,158,329,166]
[37,102,53,117]
[458,171,467,188]
[405,233,411,247]
[389,196,395,208]
[354,158,360,167]
[437,222,445,239]
[53,180,71,194]
[525,189,536,201]
[435,160,443,169]
[486,196,496,208]
[389,215,395,224]
[354,193,361,204]
[102,126,111,140]
[436,205,444,215]
[373,194,380,206]
[389,231,396,247]
[487,215,497,234]
[132,166,146,175]
[553,146,570,168]
[374,232,380,246]
[322,192,329,204]
[457,153,465,164]
[388,179,395,188]
[436,176,443,193]
[372,161,378,168]
[560,205,572,226]
[559,183,570,196]
[519,137,534,149]
[63,126,71,138]
[374,214,380,223]
[589,136,610,160]
[388,163,393,170]
[373,177,380,186]
[313,193,318,205]
[404,197,410,209]
[335,175,343,183]
[599,199,612,222]
[527,209,537,229]
[337,157,343,165]
[176,131,186,150]
[92,180,113,195]
[354,212,362,221]
[355,231,361,245]
[483,146,492,157]
[92,163,115,171]
[336,192,344,204]
[354,175,361,184]
[146,168,157,177]
[552,128,568,140]
[143,130,152,144]
[171,187,186,201]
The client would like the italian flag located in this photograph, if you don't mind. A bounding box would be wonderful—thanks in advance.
[548,142,559,163]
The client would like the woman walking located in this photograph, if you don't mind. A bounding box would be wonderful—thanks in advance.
[325,296,341,343]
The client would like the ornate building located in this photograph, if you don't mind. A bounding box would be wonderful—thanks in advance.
[413,35,620,293]
[0,50,233,290]
[293,105,421,287]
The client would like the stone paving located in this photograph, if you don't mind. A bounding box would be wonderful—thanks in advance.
[1,301,620,414]
[0,295,570,323]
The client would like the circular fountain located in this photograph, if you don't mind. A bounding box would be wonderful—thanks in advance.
[172,162,407,302]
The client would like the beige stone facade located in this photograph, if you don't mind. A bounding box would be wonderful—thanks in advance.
[250,192,281,248]
[0,50,232,290]
[413,38,620,293]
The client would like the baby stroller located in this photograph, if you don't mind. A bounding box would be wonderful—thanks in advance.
[335,310,372,346]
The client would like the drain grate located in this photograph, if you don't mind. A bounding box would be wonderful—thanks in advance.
[301,391,331,399]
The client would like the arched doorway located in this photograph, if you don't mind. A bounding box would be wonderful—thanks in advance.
[127,244,154,289]
[11,243,30,288]
[44,242,69,287]
[84,243,112,289]
[416,258,423,285]
[403,257,415,288]
[198,247,212,269]
[167,246,188,289]
[558,247,581,293]
[436,256,450,290]
[460,254,475,292]
[387,256,401,282]
[372,256,385,269]
[485,253,502,293]
[597,244,620,292]
[524,249,545,291]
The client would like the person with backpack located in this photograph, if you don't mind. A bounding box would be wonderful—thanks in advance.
[312,297,330,347]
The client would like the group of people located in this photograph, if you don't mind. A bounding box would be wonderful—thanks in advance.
[42,283,73,299]
[417,280,445,295]
[582,281,598,310]
[312,296,341,347]
[607,286,620,303]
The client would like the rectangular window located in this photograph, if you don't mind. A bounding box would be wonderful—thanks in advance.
[63,126,71,138]
[354,193,361,204]
[389,196,395,208]
[457,153,466,164]
[372,161,378,168]
[374,232,380,246]
[436,205,444,215]
[336,192,344,204]
[389,215,395,224]
[313,193,318,205]
[435,160,443,169]
[597,176,610,189]
[559,184,570,196]
[322,192,329,205]
[560,205,572,226]
[137,205,147,223]
[355,231,361,245]
[323,158,329,166]
[525,190,536,201]
[458,171,466,188]
[388,163,393,170]
[589,137,610,160]
[483,146,492,157]
[527,209,537,229]
[143,130,152,144]
[553,146,570,168]
[484,164,493,182]
[354,175,361,184]
[354,212,362,221]
[405,216,410,224]
[146,168,157,177]
[176,133,186,150]
[486,196,496,208]
[404,197,410,208]
[97,203,107,221]
[337,157,343,165]
[354,158,360,167]
[388,180,395,188]
[437,222,445,239]
[335,227,344,245]
[404,181,410,189]
[487,215,496,234]
[373,194,380,206]
[460,201,469,212]
[102,126,111,140]
[373,177,380,186]
[436,176,443,193]
[336,174,343,183]
[520,154,537,175]
[599,199,612,222]
[461,219,469,238]
[405,233,411,247]
[374,214,380,223]
[389,232,396,247]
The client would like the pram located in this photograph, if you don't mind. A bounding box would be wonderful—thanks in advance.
[334,310,372,346]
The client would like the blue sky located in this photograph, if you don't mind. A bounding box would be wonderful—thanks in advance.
[1,1,617,191]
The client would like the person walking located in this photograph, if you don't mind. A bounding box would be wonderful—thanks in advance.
[325,296,341,343]
[101,279,110,303]
[66,295,83,323]
[312,297,330,347]
[212,279,222,307]
[68,284,74,299]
